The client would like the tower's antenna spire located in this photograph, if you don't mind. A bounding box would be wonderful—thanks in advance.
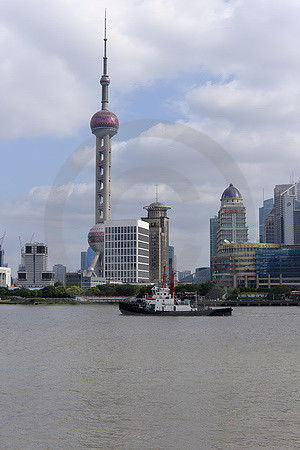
[100,9,110,110]
[156,184,159,203]
[103,9,107,74]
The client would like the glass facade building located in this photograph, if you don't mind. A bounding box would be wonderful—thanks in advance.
[256,246,300,287]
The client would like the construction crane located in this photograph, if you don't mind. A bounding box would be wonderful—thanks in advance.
[0,232,6,266]
[0,232,6,250]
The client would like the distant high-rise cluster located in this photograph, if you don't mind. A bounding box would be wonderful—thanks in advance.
[211,181,300,290]
[260,182,300,246]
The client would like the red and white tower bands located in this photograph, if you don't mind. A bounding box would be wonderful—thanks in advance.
[87,15,119,277]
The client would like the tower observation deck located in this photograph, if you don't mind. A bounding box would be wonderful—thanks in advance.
[87,14,119,277]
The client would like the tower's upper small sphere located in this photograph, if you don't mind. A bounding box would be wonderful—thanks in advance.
[90,110,119,137]
[221,183,242,199]
[100,75,110,86]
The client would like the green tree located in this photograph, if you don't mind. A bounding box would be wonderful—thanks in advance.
[10,288,37,298]
[40,285,58,298]
[226,288,239,300]
[0,287,9,297]
[205,285,225,300]
[66,286,84,298]
[270,285,291,298]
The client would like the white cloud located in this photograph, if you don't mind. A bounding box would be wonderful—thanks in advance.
[2,0,300,275]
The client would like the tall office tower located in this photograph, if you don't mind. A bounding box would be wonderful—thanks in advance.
[259,198,274,242]
[281,181,300,245]
[17,243,54,288]
[87,16,119,277]
[53,264,66,284]
[264,208,275,243]
[80,251,87,272]
[273,184,292,244]
[141,201,171,283]
[210,216,218,273]
[217,183,248,250]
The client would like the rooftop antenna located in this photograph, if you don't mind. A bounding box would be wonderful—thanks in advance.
[156,184,159,202]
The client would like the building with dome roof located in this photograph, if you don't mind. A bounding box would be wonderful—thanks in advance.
[217,183,248,250]
[141,200,171,283]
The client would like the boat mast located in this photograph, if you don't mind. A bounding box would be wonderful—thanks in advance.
[170,270,175,297]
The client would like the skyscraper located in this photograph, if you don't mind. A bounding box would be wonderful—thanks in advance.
[264,208,275,243]
[141,201,171,283]
[210,216,218,272]
[281,181,300,245]
[104,219,149,283]
[217,183,248,249]
[259,198,274,242]
[87,16,119,277]
[273,184,292,244]
[80,251,87,272]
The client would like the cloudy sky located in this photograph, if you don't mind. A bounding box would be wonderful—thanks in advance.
[1,0,300,275]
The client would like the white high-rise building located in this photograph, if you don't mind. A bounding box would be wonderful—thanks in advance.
[104,219,149,283]
[17,243,54,288]
[281,181,300,245]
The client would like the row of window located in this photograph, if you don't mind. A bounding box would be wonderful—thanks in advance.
[105,256,136,263]
[106,226,137,233]
[105,249,136,255]
[105,235,136,241]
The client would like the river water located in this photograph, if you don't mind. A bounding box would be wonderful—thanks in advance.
[0,305,299,449]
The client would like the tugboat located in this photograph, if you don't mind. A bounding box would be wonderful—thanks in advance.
[119,274,232,316]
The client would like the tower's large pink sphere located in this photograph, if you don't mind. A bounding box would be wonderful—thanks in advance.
[90,110,119,136]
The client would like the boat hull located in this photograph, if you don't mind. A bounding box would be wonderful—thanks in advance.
[119,302,232,316]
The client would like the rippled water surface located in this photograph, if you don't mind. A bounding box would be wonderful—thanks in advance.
[0,305,299,449]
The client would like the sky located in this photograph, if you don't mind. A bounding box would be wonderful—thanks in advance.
[2,0,300,276]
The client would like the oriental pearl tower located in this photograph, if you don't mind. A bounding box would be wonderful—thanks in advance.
[87,15,119,277]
